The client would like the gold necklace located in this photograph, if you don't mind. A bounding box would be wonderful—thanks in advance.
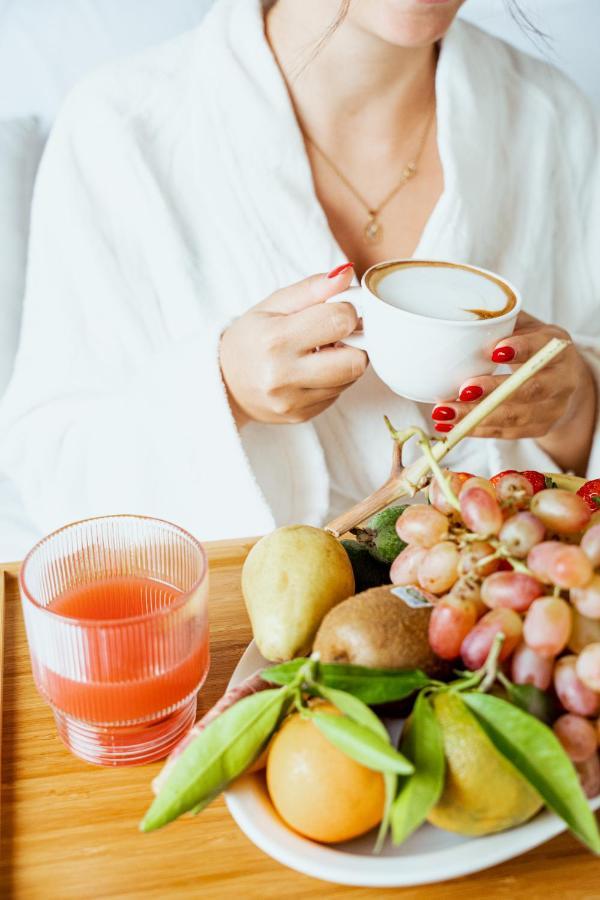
[305,101,435,245]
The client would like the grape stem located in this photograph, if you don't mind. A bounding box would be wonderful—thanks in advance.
[385,421,461,513]
[478,633,506,693]
[325,337,569,536]
[449,632,506,694]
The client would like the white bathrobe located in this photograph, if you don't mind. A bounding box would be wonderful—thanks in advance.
[1,0,600,551]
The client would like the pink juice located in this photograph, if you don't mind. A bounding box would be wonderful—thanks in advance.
[33,575,209,726]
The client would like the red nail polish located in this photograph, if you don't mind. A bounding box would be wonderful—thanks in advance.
[491,346,515,363]
[435,423,454,433]
[432,406,456,422]
[327,262,355,279]
[459,385,484,402]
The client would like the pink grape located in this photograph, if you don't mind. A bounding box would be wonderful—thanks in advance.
[553,655,600,717]
[417,541,460,594]
[390,545,428,585]
[581,524,600,568]
[568,608,600,653]
[493,472,534,508]
[575,753,600,799]
[571,574,600,620]
[460,487,503,538]
[545,545,593,590]
[481,571,543,613]
[458,541,499,577]
[553,714,598,763]
[576,643,600,692]
[511,643,554,691]
[527,541,564,583]
[523,596,572,658]
[499,512,545,559]
[459,477,496,499]
[449,577,487,616]
[428,596,478,660]
[428,471,470,516]
[460,608,523,670]
[396,505,449,548]
[589,510,600,529]
[530,489,591,535]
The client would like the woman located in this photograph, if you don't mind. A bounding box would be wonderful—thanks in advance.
[0,0,599,545]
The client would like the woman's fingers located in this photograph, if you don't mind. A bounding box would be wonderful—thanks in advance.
[256,264,354,315]
[491,319,569,365]
[296,344,368,388]
[454,368,569,407]
[285,299,362,351]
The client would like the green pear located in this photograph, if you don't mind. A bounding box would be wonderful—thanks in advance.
[242,525,355,662]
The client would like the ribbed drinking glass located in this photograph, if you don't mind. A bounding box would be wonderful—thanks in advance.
[20,515,209,766]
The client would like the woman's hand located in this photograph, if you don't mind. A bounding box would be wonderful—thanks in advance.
[220,264,368,428]
[429,312,598,474]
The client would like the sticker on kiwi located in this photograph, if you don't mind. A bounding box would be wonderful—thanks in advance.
[390,586,434,609]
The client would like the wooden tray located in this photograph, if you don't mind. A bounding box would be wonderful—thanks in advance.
[1,542,600,899]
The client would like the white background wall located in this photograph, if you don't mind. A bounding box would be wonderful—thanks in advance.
[0,0,599,133]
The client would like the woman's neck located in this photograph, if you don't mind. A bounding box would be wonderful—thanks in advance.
[266,0,437,148]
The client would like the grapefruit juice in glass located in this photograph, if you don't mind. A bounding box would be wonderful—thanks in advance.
[20,515,209,766]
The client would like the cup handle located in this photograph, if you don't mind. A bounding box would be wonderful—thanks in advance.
[326,286,367,350]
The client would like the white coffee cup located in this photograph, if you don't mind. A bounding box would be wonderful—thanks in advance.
[331,259,521,403]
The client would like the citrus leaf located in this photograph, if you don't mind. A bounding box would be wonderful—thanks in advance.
[314,685,389,740]
[261,659,306,685]
[309,710,414,776]
[391,693,445,845]
[463,692,600,853]
[501,680,557,725]
[263,660,430,705]
[315,684,396,852]
[140,687,292,832]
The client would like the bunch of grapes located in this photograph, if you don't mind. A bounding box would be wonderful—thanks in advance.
[391,469,600,797]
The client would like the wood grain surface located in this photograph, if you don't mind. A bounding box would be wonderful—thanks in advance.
[1,542,600,900]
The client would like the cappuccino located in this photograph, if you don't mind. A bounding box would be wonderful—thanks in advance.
[365,260,516,322]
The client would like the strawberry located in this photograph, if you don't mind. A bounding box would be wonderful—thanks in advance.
[491,469,546,494]
[490,470,518,487]
[577,479,600,511]
[520,470,547,494]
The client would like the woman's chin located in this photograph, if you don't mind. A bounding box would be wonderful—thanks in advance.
[361,0,464,48]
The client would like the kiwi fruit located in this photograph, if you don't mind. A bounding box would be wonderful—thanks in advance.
[313,585,450,680]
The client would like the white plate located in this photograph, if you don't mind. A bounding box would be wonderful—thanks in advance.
[224,641,600,887]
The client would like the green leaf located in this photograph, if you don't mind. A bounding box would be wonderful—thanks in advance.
[309,710,414,776]
[315,684,396,852]
[315,684,389,739]
[463,692,600,854]
[500,680,557,725]
[263,660,430,705]
[261,659,306,686]
[593,496,600,508]
[391,693,445,845]
[319,665,430,704]
[140,687,291,832]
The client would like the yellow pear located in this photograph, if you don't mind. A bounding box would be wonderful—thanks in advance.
[242,526,354,661]
[428,692,543,836]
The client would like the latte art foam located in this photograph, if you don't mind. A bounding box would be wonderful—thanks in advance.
[366,261,516,321]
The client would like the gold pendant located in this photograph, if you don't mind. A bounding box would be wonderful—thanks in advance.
[364,214,383,244]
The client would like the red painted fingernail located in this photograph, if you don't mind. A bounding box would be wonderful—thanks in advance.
[432,406,456,422]
[459,385,484,402]
[327,262,355,279]
[435,423,454,433]
[491,345,515,363]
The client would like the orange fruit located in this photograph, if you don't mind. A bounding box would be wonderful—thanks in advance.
[266,702,385,843]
